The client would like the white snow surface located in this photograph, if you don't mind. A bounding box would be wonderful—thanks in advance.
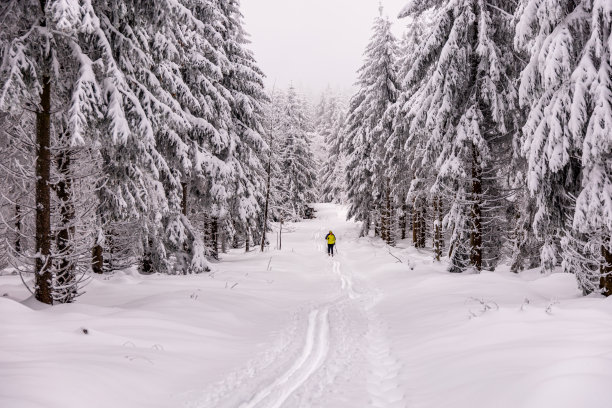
[1,204,611,408]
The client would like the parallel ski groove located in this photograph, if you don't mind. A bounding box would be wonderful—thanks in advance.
[239,308,330,408]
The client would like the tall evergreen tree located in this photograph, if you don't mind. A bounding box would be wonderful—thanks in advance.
[399,0,518,272]
[344,9,399,241]
[217,0,268,252]
[279,87,318,220]
[515,0,612,293]
[320,103,348,204]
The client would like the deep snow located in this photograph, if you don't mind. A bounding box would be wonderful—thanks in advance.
[1,204,611,408]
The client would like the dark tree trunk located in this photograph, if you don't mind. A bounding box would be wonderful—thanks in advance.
[374,211,380,237]
[35,73,52,305]
[245,228,250,252]
[412,199,419,247]
[211,217,219,260]
[15,203,22,253]
[381,203,388,243]
[433,196,442,261]
[419,200,427,248]
[384,183,395,246]
[261,158,271,252]
[140,237,154,274]
[181,182,188,216]
[105,228,114,272]
[470,142,483,271]
[92,241,104,274]
[601,241,612,297]
[55,146,76,302]
[438,196,444,253]
[279,218,283,250]
[400,203,407,240]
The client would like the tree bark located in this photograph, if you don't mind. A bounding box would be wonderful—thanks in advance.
[211,217,219,260]
[385,182,395,246]
[438,196,444,253]
[419,200,427,248]
[92,238,104,274]
[400,203,407,240]
[412,199,419,247]
[34,73,53,305]
[15,203,21,253]
[601,241,612,297]
[260,158,271,252]
[470,142,483,271]
[374,211,380,237]
[433,196,442,261]
[279,218,283,250]
[181,182,188,216]
[55,146,76,302]
[245,227,250,252]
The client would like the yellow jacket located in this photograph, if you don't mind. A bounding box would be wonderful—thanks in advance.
[326,233,336,245]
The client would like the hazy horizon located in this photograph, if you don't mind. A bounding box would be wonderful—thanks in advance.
[241,0,409,98]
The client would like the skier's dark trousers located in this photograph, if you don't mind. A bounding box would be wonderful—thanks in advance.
[325,231,336,257]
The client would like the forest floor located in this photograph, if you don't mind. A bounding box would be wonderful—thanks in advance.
[1,204,612,408]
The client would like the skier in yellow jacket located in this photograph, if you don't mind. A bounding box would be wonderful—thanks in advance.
[325,231,336,257]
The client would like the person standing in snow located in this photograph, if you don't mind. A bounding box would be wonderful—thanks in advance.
[325,231,336,257]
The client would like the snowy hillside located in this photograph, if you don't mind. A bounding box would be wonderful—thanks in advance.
[2,204,610,408]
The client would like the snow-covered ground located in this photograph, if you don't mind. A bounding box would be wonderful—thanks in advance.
[1,204,611,408]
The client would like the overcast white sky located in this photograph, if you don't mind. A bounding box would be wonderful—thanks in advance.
[241,0,408,98]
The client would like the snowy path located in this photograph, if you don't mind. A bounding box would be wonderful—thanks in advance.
[2,204,610,408]
[191,205,408,408]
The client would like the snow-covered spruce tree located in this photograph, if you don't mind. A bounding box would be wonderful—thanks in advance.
[259,88,289,250]
[0,0,177,302]
[278,87,318,220]
[99,0,239,272]
[259,91,278,251]
[386,15,433,249]
[344,9,399,241]
[399,0,519,272]
[217,0,268,253]
[515,0,612,293]
[320,102,348,204]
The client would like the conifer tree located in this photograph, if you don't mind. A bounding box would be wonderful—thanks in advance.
[0,0,180,301]
[515,0,612,293]
[217,0,268,252]
[399,0,518,271]
[279,87,318,220]
[320,104,348,204]
[344,9,399,240]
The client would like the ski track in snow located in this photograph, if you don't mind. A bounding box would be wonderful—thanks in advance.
[238,308,330,408]
[190,212,408,407]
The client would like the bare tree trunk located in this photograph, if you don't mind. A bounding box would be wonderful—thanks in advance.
[92,236,104,274]
[601,240,612,297]
[400,202,407,240]
[381,202,388,243]
[105,228,114,272]
[260,159,271,252]
[470,142,483,271]
[55,145,76,303]
[374,211,380,237]
[245,227,250,252]
[279,218,283,250]
[181,182,188,216]
[211,217,219,260]
[385,183,395,246]
[433,196,442,261]
[412,199,419,247]
[438,196,444,253]
[15,203,21,253]
[35,72,53,305]
[420,200,427,248]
